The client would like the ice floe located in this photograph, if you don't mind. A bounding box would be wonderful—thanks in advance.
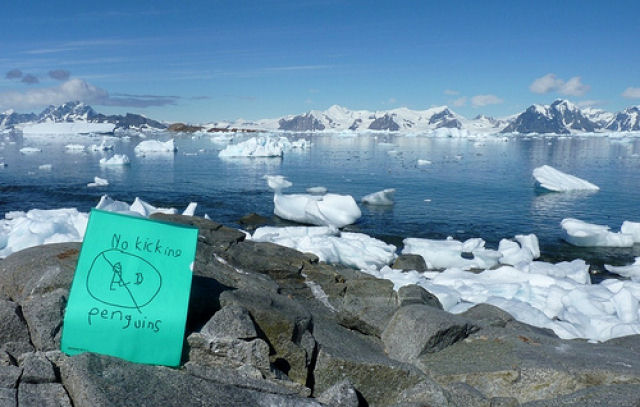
[87,176,109,188]
[263,175,292,191]
[99,154,130,166]
[561,218,636,247]
[251,226,396,271]
[361,188,395,206]
[402,237,501,270]
[89,139,114,151]
[533,165,599,192]
[65,144,85,152]
[134,139,177,154]
[218,136,285,157]
[605,258,640,280]
[19,147,41,154]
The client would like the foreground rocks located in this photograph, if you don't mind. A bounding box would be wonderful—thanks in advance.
[0,214,639,406]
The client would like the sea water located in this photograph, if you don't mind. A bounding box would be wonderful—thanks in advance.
[1,131,639,276]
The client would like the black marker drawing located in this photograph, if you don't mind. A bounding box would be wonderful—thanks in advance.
[86,249,162,313]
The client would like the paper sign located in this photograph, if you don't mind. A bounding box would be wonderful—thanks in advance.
[61,209,198,366]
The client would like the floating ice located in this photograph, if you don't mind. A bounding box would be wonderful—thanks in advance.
[19,147,41,154]
[99,154,130,166]
[218,136,284,157]
[89,139,114,151]
[274,192,361,228]
[252,226,396,271]
[417,159,432,165]
[498,234,540,266]
[263,175,292,191]
[22,122,115,135]
[533,165,599,192]
[361,188,395,206]
[87,176,109,188]
[134,139,177,154]
[605,258,640,279]
[38,164,52,171]
[65,144,85,151]
[621,221,640,242]
[561,218,634,247]
[306,186,327,194]
[402,237,500,270]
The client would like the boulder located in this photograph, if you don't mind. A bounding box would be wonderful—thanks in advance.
[20,353,57,384]
[445,382,490,407]
[392,254,427,272]
[21,289,67,352]
[0,366,21,388]
[520,383,640,406]
[0,300,31,346]
[187,332,271,376]
[201,304,257,341]
[397,285,442,309]
[338,277,399,337]
[18,383,72,407]
[0,388,16,407]
[461,304,514,328]
[315,379,359,407]
[381,304,477,363]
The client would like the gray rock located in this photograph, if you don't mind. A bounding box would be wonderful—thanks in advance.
[0,300,30,346]
[395,379,453,406]
[20,353,57,384]
[219,288,313,385]
[315,379,359,407]
[278,113,325,131]
[381,304,477,362]
[0,342,34,361]
[201,304,257,340]
[0,353,12,367]
[397,285,442,309]
[490,397,520,407]
[445,382,489,407]
[521,383,640,406]
[188,332,271,375]
[338,277,399,337]
[59,352,320,407]
[0,366,21,389]
[461,303,514,328]
[312,315,426,406]
[18,383,72,407]
[368,114,400,131]
[392,254,427,272]
[21,289,67,351]
[0,388,16,407]
[0,243,79,302]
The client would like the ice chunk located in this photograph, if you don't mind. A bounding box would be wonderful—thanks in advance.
[99,154,130,166]
[605,257,640,279]
[533,165,599,192]
[561,218,634,247]
[402,237,500,270]
[263,175,292,191]
[361,188,395,206]
[252,226,396,271]
[134,139,177,154]
[274,192,361,228]
[182,202,197,216]
[89,138,114,151]
[498,234,540,266]
[22,122,115,135]
[306,186,327,194]
[621,221,640,243]
[65,144,85,151]
[417,159,432,165]
[87,176,109,188]
[19,147,41,154]
[38,164,52,171]
[218,136,284,157]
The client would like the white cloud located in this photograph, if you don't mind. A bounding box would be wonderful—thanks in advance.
[452,96,467,107]
[622,87,640,99]
[471,94,503,107]
[529,73,590,96]
[576,100,601,108]
[444,89,459,95]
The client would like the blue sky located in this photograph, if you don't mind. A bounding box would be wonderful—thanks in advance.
[1,0,639,122]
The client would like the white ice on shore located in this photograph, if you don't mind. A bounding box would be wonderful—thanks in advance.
[87,176,108,187]
[251,226,396,271]
[533,165,599,192]
[621,221,640,242]
[605,258,640,280]
[361,188,395,206]
[22,122,115,135]
[402,237,501,270]
[561,218,636,247]
[218,136,284,157]
[99,154,130,166]
[134,139,177,154]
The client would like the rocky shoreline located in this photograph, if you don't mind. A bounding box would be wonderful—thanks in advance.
[1,214,640,406]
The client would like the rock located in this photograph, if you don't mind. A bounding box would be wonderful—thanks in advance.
[315,379,359,407]
[18,383,72,407]
[187,332,271,375]
[521,384,640,406]
[219,288,314,386]
[338,277,399,337]
[149,213,245,252]
[0,366,21,389]
[20,353,57,384]
[1,342,34,362]
[201,305,257,341]
[0,353,12,367]
[21,289,67,351]
[461,304,514,328]
[0,388,16,407]
[392,254,427,272]
[397,285,442,309]
[490,397,520,407]
[0,243,79,302]
[59,352,321,407]
[238,213,268,229]
[395,379,453,406]
[312,316,426,406]
[381,304,477,362]
[167,123,203,133]
[0,300,31,346]
[445,382,490,407]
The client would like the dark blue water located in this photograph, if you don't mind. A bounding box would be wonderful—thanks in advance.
[1,131,639,274]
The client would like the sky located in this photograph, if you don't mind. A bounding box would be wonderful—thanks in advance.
[1,0,639,123]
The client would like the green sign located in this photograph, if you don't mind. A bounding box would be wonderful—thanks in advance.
[61,209,198,366]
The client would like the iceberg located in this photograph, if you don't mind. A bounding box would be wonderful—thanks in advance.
[99,154,130,166]
[87,176,109,187]
[218,136,284,157]
[251,226,396,271]
[89,139,114,151]
[134,139,177,154]
[22,122,115,135]
[361,188,395,206]
[561,218,634,247]
[533,165,599,192]
[274,193,362,228]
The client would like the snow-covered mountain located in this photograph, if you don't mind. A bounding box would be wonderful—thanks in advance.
[502,100,599,134]
[606,106,640,131]
[1,101,166,130]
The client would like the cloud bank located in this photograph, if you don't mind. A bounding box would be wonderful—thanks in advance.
[529,73,590,96]
[622,87,640,99]
[471,94,503,107]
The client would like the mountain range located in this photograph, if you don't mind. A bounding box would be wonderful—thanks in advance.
[0,101,166,130]
[1,99,639,134]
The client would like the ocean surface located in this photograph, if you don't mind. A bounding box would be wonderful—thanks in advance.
[1,131,639,278]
